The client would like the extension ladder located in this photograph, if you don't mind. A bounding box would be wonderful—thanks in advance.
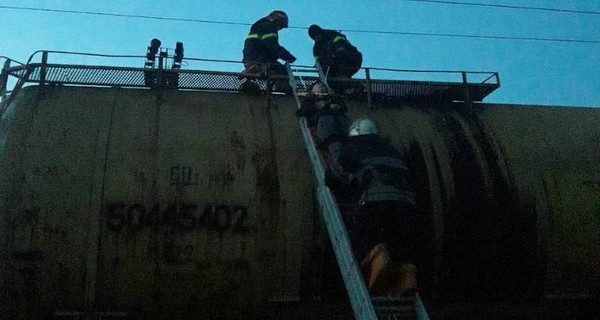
[285,62,431,320]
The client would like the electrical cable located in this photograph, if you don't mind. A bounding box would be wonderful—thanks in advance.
[398,0,600,15]
[0,5,252,26]
[0,5,598,44]
[339,29,600,44]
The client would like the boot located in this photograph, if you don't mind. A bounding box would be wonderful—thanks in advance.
[240,79,261,94]
[239,64,263,79]
[395,263,418,297]
[273,80,293,95]
[361,243,391,294]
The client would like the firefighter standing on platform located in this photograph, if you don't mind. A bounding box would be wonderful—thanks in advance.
[325,118,419,297]
[308,24,363,79]
[241,10,296,93]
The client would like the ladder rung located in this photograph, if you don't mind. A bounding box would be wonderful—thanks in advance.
[372,296,418,319]
[291,67,320,74]
[372,296,417,303]
[377,313,417,320]
[376,308,416,313]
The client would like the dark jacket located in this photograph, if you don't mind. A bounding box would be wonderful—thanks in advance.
[312,29,360,66]
[297,92,348,127]
[327,134,415,205]
[243,17,294,64]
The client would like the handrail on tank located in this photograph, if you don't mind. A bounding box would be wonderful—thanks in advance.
[364,66,498,79]
[0,56,26,66]
[0,57,26,97]
[361,66,499,86]
[481,72,499,85]
[0,64,33,119]
[0,49,500,110]
[19,50,499,85]
[25,50,145,65]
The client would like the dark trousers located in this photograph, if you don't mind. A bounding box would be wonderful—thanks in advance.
[243,61,287,77]
[326,49,363,78]
[316,114,350,160]
[242,61,290,93]
[342,201,417,266]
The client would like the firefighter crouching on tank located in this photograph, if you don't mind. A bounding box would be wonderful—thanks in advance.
[241,10,296,94]
[308,24,363,93]
[325,118,418,297]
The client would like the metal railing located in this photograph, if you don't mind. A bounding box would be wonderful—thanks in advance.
[1,50,500,118]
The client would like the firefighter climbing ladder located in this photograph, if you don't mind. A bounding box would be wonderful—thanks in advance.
[285,62,431,320]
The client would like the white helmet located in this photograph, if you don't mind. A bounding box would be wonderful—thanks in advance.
[349,118,378,136]
[311,82,328,95]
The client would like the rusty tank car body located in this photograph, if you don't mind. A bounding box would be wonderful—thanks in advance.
[0,56,598,319]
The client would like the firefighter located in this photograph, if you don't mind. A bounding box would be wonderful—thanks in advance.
[296,81,350,162]
[241,10,296,94]
[308,24,363,79]
[325,118,418,297]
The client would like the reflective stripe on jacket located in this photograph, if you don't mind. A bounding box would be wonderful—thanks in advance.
[243,17,292,64]
[312,29,360,66]
[247,33,278,40]
[332,35,347,43]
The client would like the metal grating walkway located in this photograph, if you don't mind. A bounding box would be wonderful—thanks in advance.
[6,63,499,102]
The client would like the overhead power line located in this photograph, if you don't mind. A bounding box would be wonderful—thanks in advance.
[0,5,252,27]
[1,5,599,44]
[399,0,600,15]
[341,29,600,44]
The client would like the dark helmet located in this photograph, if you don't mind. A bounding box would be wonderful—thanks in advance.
[267,10,289,28]
[308,24,323,40]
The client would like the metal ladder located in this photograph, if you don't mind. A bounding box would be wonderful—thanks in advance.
[285,62,431,320]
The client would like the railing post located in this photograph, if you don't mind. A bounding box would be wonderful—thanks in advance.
[265,63,273,95]
[495,72,501,88]
[0,59,10,97]
[157,49,167,94]
[365,68,372,109]
[461,71,473,113]
[40,51,48,84]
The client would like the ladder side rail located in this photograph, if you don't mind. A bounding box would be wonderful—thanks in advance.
[415,293,431,320]
[288,63,432,320]
[286,62,378,320]
[314,61,332,92]
[298,112,378,320]
[285,62,302,107]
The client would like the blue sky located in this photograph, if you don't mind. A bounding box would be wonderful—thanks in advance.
[1,0,598,107]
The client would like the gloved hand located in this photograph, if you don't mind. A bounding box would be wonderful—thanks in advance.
[316,100,328,110]
[325,168,348,190]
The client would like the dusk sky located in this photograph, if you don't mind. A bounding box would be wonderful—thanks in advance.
[1,0,598,107]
